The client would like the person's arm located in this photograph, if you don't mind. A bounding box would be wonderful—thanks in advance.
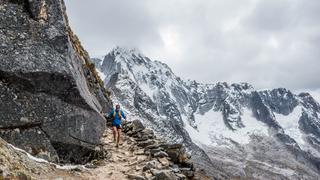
[121,111,126,120]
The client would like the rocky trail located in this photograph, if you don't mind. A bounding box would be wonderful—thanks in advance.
[77,126,159,180]
[1,120,204,180]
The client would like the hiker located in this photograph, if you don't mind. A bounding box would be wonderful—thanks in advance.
[107,104,126,147]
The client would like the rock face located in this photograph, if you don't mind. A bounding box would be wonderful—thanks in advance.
[95,47,320,179]
[0,0,112,163]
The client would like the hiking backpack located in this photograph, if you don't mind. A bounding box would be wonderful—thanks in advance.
[112,110,122,120]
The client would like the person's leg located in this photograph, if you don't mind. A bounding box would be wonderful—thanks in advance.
[112,126,117,142]
[117,127,122,145]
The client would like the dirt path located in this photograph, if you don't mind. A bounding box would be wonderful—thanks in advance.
[77,128,150,180]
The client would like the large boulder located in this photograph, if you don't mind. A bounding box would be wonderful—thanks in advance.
[0,0,112,163]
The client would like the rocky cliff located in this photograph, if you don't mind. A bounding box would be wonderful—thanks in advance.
[0,0,112,163]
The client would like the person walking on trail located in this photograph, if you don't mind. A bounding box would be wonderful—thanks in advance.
[107,104,126,147]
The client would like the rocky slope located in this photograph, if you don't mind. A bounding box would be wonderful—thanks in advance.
[94,47,320,179]
[1,121,203,180]
[0,0,112,164]
[0,137,83,179]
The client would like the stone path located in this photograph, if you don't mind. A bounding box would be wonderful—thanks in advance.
[78,128,151,180]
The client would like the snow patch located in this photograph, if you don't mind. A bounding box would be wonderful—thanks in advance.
[132,64,149,75]
[185,108,268,146]
[182,114,212,145]
[139,83,154,98]
[9,143,86,170]
[274,106,305,146]
[274,106,320,157]
[10,144,49,163]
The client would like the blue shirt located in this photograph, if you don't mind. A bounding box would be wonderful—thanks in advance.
[108,109,126,125]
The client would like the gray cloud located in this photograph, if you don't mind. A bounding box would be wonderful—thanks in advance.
[65,0,320,92]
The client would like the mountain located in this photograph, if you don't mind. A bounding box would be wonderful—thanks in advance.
[94,47,320,179]
[0,1,202,179]
[0,0,112,164]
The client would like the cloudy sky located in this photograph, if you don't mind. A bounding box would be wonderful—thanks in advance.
[65,0,320,98]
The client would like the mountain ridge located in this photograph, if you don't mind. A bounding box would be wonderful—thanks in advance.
[93,46,320,179]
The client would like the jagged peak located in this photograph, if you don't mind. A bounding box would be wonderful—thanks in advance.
[298,92,320,111]
[101,47,177,80]
[109,46,143,58]
[100,47,318,108]
[259,87,295,98]
[298,92,312,98]
[102,46,154,68]
[186,80,255,93]
[231,82,254,90]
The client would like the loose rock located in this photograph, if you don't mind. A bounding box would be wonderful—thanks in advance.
[132,120,145,132]
[175,173,187,180]
[154,170,177,180]
[143,160,158,171]
[127,174,146,180]
[154,151,168,158]
[138,140,155,148]
[158,157,170,167]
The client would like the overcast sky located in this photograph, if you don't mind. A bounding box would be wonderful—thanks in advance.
[65,0,320,98]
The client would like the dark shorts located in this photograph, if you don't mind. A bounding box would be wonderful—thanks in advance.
[112,123,122,129]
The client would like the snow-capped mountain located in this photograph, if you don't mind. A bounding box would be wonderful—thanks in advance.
[94,47,320,179]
